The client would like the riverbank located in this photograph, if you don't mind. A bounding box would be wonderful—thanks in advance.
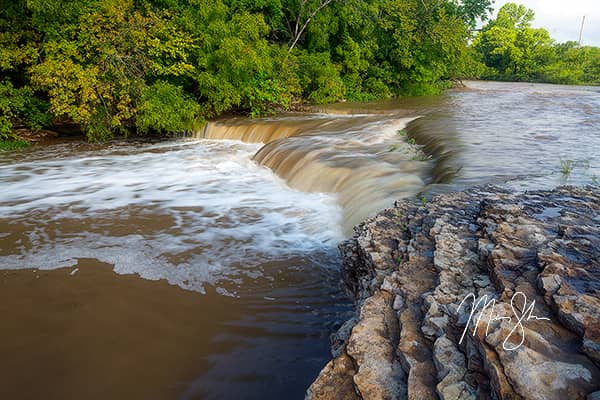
[308,185,600,400]
[1,80,599,399]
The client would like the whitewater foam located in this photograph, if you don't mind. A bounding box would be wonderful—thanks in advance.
[0,139,343,293]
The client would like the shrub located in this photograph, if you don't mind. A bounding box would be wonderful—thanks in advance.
[243,73,291,118]
[0,138,29,151]
[295,51,345,104]
[0,81,51,140]
[137,81,202,135]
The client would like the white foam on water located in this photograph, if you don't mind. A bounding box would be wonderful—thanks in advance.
[0,139,344,293]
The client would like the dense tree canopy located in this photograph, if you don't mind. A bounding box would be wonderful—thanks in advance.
[471,3,600,85]
[0,0,493,141]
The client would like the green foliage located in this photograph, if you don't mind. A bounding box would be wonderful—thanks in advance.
[473,3,553,80]
[472,3,600,85]
[0,117,12,140]
[560,159,573,176]
[539,44,600,85]
[454,0,494,28]
[411,151,430,161]
[374,0,478,95]
[137,81,201,135]
[295,51,345,104]
[244,73,291,118]
[0,0,497,141]
[0,81,51,139]
[457,46,490,79]
[0,138,30,151]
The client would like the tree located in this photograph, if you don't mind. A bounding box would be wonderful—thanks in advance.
[0,0,503,143]
[29,3,195,140]
[442,0,494,29]
[286,0,339,52]
[473,2,553,80]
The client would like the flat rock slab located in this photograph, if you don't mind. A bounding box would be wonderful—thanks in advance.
[307,185,600,400]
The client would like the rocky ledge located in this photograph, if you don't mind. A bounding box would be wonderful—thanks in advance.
[307,185,600,400]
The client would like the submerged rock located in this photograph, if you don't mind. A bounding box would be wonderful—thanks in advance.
[306,185,600,400]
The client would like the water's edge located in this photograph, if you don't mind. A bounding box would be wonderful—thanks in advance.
[2,80,599,399]
[307,185,600,400]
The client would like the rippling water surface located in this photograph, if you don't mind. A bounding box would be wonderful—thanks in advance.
[0,81,599,399]
[414,81,600,190]
[1,140,343,291]
[0,140,350,399]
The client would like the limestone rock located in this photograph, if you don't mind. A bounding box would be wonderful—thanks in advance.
[306,354,360,400]
[307,186,600,400]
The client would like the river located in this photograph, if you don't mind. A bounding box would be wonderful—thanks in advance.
[0,81,598,399]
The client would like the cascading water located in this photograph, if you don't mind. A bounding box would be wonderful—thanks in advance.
[198,114,435,231]
[1,81,598,400]
[0,138,351,399]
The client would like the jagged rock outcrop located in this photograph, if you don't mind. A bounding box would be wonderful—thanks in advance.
[307,185,600,400]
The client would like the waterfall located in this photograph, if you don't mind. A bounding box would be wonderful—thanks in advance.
[196,114,443,233]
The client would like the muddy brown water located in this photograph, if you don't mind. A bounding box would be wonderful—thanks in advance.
[1,81,599,399]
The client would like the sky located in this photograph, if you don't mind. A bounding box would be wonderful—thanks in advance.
[491,0,600,47]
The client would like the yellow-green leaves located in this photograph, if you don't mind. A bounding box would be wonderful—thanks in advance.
[137,81,201,134]
[1,0,509,141]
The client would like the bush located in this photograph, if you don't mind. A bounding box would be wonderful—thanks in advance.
[295,51,345,104]
[243,72,291,117]
[137,81,202,135]
[0,138,29,151]
[0,81,51,140]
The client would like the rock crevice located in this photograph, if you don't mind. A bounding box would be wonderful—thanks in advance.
[307,186,600,400]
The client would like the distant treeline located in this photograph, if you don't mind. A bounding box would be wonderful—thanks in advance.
[0,1,598,143]
[469,3,600,86]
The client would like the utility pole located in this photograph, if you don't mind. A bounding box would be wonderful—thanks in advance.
[578,15,586,46]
